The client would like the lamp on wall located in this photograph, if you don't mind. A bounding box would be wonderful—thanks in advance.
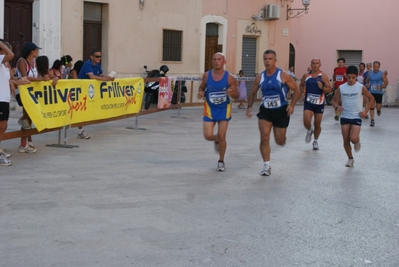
[286,0,311,20]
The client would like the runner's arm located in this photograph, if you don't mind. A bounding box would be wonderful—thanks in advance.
[197,73,207,99]
[227,73,239,99]
[331,87,342,113]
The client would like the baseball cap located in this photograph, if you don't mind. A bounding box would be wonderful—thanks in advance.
[23,42,41,53]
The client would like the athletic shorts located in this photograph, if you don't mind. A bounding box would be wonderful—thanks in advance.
[371,93,383,104]
[203,116,231,123]
[257,105,290,128]
[0,102,10,121]
[340,117,362,126]
[304,101,324,113]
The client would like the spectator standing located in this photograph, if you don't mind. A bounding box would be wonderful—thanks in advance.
[236,70,247,109]
[77,49,114,139]
[61,55,73,79]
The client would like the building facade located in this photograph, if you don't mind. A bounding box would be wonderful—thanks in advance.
[289,0,399,103]
[1,0,294,101]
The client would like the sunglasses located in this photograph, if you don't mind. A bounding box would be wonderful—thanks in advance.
[93,55,102,58]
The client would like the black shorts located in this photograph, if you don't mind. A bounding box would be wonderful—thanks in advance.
[0,102,10,121]
[340,117,362,126]
[257,105,290,128]
[371,93,383,104]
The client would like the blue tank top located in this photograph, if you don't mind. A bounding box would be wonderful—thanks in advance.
[205,70,230,109]
[305,72,325,105]
[259,68,288,109]
[369,70,383,94]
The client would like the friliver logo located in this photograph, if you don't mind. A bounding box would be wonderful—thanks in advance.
[88,84,95,99]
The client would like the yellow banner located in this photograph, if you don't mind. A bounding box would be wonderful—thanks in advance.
[19,78,144,132]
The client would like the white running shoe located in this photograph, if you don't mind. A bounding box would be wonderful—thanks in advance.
[0,148,11,158]
[312,141,319,150]
[345,159,354,167]
[77,131,90,139]
[0,155,12,166]
[217,161,225,171]
[260,164,271,176]
[18,145,37,153]
[305,128,313,143]
[354,142,361,151]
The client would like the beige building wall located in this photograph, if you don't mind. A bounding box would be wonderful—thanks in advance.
[202,0,292,75]
[61,0,202,77]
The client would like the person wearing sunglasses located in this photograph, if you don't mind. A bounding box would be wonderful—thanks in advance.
[76,49,114,139]
[77,49,114,81]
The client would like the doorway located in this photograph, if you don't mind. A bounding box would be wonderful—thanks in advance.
[83,2,102,61]
[241,37,257,95]
[204,23,222,72]
[4,0,33,67]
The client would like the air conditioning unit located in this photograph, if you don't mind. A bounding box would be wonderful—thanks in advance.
[264,4,280,20]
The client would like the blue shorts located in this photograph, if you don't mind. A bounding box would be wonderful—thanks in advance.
[340,117,362,126]
[304,101,324,113]
[203,116,231,123]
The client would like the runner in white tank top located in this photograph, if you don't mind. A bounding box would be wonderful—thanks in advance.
[331,65,374,167]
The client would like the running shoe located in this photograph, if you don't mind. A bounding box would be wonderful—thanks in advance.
[260,164,271,176]
[18,118,32,130]
[370,119,375,127]
[305,128,313,143]
[377,109,381,116]
[0,155,12,166]
[0,148,11,158]
[354,142,361,151]
[77,131,90,139]
[217,161,225,171]
[345,159,354,167]
[313,140,319,150]
[18,145,37,153]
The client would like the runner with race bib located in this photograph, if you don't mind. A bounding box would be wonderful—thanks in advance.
[246,50,300,176]
[299,58,332,150]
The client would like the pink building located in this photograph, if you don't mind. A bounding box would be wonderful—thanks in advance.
[289,0,399,103]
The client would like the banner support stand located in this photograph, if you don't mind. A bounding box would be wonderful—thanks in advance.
[46,126,79,148]
[126,113,147,130]
[171,81,187,119]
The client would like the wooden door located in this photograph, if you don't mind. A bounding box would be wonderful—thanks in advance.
[4,0,33,67]
[204,36,218,72]
[83,22,102,61]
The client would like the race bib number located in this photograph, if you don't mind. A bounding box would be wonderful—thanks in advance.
[209,91,227,104]
[371,85,380,91]
[306,93,323,105]
[336,75,344,82]
[262,95,281,108]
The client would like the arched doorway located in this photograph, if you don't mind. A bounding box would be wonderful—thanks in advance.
[289,43,295,70]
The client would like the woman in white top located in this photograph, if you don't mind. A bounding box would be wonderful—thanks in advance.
[15,42,51,153]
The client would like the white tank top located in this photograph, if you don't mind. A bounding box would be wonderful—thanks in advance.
[15,58,37,78]
[340,82,363,119]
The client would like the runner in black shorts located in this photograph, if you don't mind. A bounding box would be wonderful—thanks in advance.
[246,50,300,176]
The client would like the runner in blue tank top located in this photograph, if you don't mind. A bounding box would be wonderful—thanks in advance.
[246,50,300,176]
[331,65,374,167]
[364,61,388,127]
[198,53,239,172]
[299,58,332,150]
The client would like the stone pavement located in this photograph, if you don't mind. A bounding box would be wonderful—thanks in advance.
[1,105,398,267]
